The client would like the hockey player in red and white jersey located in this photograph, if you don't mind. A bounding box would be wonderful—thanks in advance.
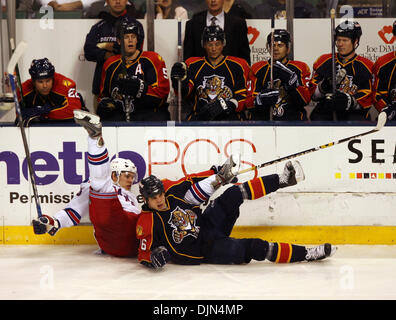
[33,110,141,257]
[20,58,84,125]
[372,20,396,122]
[247,29,311,121]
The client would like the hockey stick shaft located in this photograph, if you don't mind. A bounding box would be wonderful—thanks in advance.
[117,22,133,121]
[7,42,43,217]
[269,16,275,89]
[330,7,337,121]
[330,9,336,95]
[177,18,182,122]
[269,16,275,121]
[237,112,387,175]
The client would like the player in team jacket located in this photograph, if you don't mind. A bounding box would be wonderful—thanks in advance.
[20,58,83,125]
[247,29,311,121]
[171,25,248,121]
[372,20,396,121]
[136,158,336,269]
[309,21,374,121]
[98,17,170,121]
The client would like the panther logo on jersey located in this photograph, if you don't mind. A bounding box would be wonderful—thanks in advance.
[197,75,233,103]
[267,79,286,118]
[168,206,200,244]
[339,75,358,95]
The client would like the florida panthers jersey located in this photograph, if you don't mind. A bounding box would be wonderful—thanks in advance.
[372,51,396,112]
[309,53,374,120]
[99,51,170,120]
[21,72,82,120]
[136,171,214,265]
[184,56,248,120]
[247,59,311,120]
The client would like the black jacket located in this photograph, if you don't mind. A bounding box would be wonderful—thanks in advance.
[83,11,144,95]
[183,10,251,65]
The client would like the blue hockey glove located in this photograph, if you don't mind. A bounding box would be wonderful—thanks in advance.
[198,98,237,120]
[273,61,300,91]
[254,89,279,108]
[150,246,171,269]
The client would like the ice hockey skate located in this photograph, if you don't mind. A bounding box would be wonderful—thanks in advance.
[305,243,337,261]
[279,160,305,188]
[213,154,241,188]
[73,110,102,139]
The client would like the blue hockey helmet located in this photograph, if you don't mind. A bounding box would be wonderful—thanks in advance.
[139,175,164,199]
[29,58,55,80]
[335,21,362,44]
[116,16,144,50]
[201,25,226,47]
[267,29,291,47]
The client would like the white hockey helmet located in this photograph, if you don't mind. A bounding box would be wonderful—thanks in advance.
[110,158,137,183]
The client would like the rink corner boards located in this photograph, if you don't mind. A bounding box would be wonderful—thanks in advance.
[1,225,396,245]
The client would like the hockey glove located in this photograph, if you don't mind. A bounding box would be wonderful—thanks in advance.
[171,62,187,81]
[273,61,300,91]
[117,75,147,99]
[21,104,53,121]
[150,246,171,269]
[97,97,118,119]
[254,89,279,108]
[318,77,333,95]
[382,101,396,121]
[198,98,237,120]
[170,62,189,91]
[324,91,359,112]
[32,215,60,236]
[318,69,347,95]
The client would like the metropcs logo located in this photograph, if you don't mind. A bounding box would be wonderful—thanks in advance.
[0,142,146,186]
[378,24,395,44]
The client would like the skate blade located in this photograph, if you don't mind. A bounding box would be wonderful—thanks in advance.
[230,153,241,175]
[292,160,305,182]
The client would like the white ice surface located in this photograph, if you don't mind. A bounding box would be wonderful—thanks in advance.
[1,245,396,300]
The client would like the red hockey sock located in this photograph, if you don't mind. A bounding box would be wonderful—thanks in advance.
[267,242,307,263]
[239,174,279,200]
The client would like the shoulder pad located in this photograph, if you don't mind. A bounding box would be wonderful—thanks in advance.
[251,60,269,74]
[313,53,332,69]
[185,56,204,66]
[355,55,374,71]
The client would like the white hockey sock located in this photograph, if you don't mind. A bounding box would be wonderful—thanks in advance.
[184,175,217,205]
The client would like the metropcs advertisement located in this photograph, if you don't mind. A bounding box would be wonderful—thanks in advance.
[0,124,395,227]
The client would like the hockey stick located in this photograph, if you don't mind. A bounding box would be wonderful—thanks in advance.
[269,16,275,89]
[269,15,275,121]
[330,7,337,121]
[7,41,43,218]
[236,112,387,176]
[117,21,134,122]
[177,18,182,123]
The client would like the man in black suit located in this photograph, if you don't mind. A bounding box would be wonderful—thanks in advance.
[183,0,251,65]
